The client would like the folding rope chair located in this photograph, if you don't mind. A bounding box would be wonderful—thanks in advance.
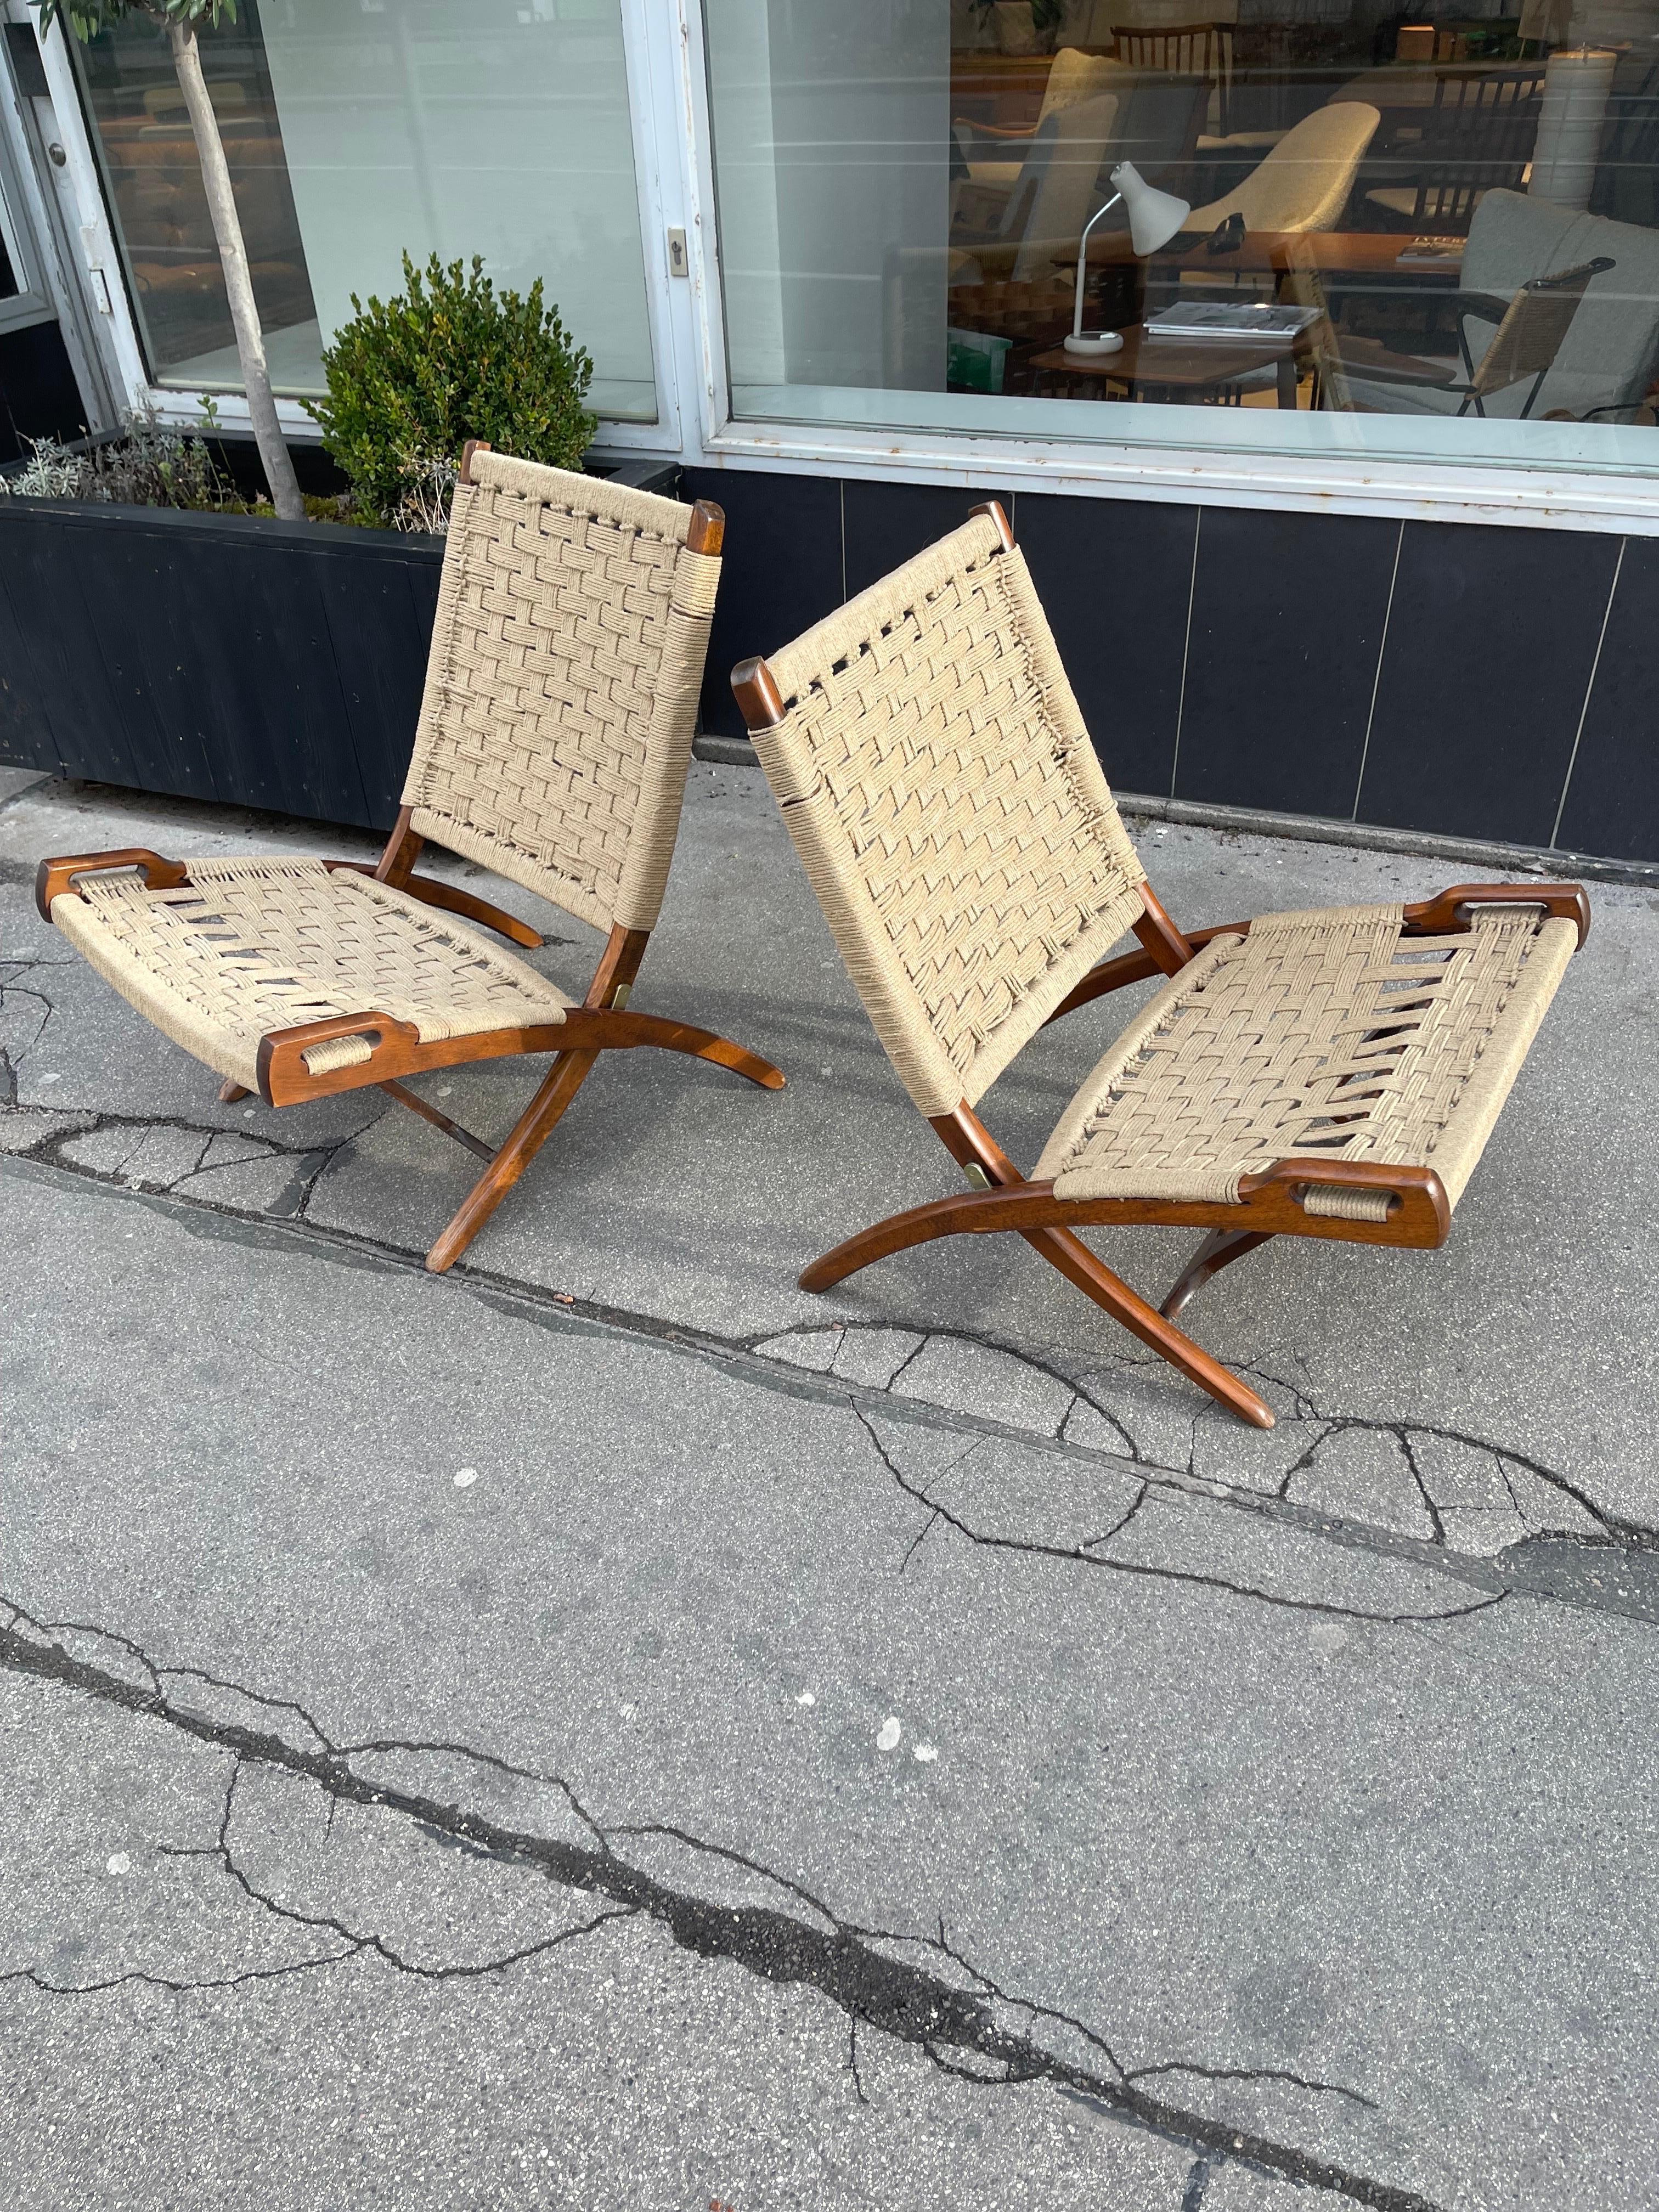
[39,445,783,1273]
[732,503,1585,1429]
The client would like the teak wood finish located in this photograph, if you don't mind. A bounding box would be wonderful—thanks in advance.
[37,461,785,1274]
[732,499,1588,1431]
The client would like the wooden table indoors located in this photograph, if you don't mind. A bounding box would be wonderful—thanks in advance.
[1029,323,1314,407]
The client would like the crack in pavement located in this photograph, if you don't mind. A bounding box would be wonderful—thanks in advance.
[0,961,382,1216]
[759,1310,1635,1568]
[161,1762,640,1985]
[853,1404,1512,1628]
[15,1105,377,1223]
[5,1950,365,2001]
[1181,2152,1221,2210]
[0,1601,1441,2212]
[0,949,1642,1593]
[5,1142,1657,1637]
[1127,2060,1379,2112]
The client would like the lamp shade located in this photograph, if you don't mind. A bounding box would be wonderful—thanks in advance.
[1111,161,1190,257]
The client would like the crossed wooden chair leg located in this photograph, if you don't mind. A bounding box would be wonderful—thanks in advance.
[409,922,781,1274]
[800,1103,1288,1429]
[420,1030,782,1274]
[226,983,781,1277]
[251,918,783,1275]
[798,1111,1458,1431]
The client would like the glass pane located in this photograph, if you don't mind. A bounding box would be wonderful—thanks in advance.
[0,174,24,301]
[703,0,1659,475]
[76,0,655,419]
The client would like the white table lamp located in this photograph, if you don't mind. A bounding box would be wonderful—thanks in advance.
[1065,162,1191,357]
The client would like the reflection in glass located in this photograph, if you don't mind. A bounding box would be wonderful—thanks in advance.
[78,3,317,385]
[704,0,1659,466]
[76,0,654,418]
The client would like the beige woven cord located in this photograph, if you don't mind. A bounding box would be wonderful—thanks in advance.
[753,512,1149,1116]
[404,450,720,936]
[1035,902,1577,1215]
[49,857,571,1093]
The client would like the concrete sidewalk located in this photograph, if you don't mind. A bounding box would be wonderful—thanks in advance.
[3,764,1657,2210]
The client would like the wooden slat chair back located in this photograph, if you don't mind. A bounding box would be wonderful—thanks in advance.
[38,445,783,1274]
[1368,65,1545,230]
[1113,21,1233,134]
[734,502,1587,1429]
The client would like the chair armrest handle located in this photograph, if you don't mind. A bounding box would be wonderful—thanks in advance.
[257,1011,421,1105]
[1239,1158,1451,1244]
[35,848,188,922]
[1403,881,1589,947]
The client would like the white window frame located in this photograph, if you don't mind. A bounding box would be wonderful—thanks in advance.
[652,0,1659,540]
[0,131,53,335]
[21,0,1659,537]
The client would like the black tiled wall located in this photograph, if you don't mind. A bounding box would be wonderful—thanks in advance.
[1019,491,1195,801]
[839,478,1000,600]
[1176,506,1398,821]
[684,463,1650,862]
[684,467,844,740]
[1359,522,1621,848]
[1554,539,1659,862]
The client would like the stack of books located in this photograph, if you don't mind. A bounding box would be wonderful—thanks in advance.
[1143,301,1321,345]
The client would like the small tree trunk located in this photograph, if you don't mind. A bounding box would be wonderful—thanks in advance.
[168,22,303,521]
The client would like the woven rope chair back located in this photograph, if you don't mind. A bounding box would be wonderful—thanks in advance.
[402,450,721,936]
[1470,257,1607,402]
[751,510,1150,1118]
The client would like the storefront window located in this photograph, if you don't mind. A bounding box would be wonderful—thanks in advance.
[703,0,1659,472]
[74,0,656,418]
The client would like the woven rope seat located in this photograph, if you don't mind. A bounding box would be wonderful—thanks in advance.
[1034,902,1578,1220]
[735,500,1587,1429]
[49,856,571,1093]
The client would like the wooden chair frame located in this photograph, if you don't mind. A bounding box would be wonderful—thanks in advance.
[1113,22,1234,138]
[1367,64,1545,233]
[733,500,1587,1431]
[37,466,783,1276]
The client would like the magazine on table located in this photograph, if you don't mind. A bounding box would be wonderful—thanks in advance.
[1395,236,1464,265]
[1143,301,1320,345]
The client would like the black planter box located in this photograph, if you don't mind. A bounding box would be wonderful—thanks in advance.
[0,453,677,834]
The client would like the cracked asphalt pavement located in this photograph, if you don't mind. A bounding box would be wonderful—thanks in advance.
[3,762,1657,2209]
